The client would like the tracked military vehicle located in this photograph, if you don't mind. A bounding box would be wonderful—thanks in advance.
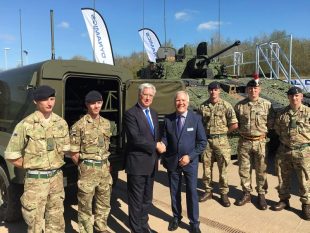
[138,40,309,158]
[0,59,183,221]
[138,40,297,110]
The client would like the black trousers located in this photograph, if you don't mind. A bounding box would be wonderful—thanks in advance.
[127,174,155,233]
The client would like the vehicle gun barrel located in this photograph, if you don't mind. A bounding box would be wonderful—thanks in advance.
[208,40,241,60]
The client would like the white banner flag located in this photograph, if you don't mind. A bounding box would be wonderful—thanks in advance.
[81,8,114,65]
[138,28,161,63]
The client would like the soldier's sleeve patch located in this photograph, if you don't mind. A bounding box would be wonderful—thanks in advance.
[70,129,77,136]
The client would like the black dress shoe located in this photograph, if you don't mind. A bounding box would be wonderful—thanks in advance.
[168,217,181,231]
[144,228,157,233]
[190,225,201,233]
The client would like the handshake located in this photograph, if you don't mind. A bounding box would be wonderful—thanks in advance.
[156,141,166,154]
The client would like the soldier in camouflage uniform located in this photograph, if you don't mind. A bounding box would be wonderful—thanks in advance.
[272,86,310,220]
[5,85,70,233]
[234,79,274,210]
[70,90,112,233]
[198,81,238,207]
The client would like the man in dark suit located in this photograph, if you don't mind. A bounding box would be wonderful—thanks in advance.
[161,91,207,233]
[124,83,165,233]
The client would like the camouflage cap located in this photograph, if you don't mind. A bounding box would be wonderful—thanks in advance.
[33,85,55,101]
[246,79,260,87]
[208,81,221,90]
[85,90,103,103]
[287,86,303,95]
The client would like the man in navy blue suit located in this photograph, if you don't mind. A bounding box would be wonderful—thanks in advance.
[161,91,207,233]
[124,83,165,233]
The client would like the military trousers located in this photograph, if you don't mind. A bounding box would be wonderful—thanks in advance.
[276,144,310,204]
[77,161,112,233]
[237,138,268,194]
[21,170,65,233]
[202,136,231,194]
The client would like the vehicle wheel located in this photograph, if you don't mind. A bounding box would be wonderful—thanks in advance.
[0,166,23,222]
[111,171,118,187]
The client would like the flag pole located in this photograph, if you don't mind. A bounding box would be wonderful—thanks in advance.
[92,0,96,62]
[142,0,145,66]
[19,9,24,66]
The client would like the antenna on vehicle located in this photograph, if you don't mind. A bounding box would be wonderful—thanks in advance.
[50,10,55,60]
[163,0,167,47]
[218,0,221,46]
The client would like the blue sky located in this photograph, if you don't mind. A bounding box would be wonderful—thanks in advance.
[0,0,309,70]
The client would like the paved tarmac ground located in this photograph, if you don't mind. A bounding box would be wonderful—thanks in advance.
[1,156,310,233]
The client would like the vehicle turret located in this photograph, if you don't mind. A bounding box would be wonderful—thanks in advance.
[137,40,241,80]
[181,40,241,79]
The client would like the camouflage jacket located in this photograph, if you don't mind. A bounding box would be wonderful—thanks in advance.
[5,111,70,170]
[70,114,111,161]
[234,97,274,137]
[274,104,310,147]
[199,98,238,135]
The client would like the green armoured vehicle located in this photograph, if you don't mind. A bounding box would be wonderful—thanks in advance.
[138,40,309,157]
[137,40,298,108]
[0,59,183,221]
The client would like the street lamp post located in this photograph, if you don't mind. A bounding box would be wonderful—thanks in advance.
[23,50,29,65]
[4,48,11,70]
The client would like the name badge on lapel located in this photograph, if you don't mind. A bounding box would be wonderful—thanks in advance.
[187,127,194,131]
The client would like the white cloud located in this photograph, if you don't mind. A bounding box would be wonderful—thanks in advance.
[0,33,15,42]
[57,21,70,29]
[175,10,198,21]
[175,11,190,21]
[197,21,221,31]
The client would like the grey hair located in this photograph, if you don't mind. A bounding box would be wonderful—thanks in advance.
[175,90,190,102]
[138,83,156,95]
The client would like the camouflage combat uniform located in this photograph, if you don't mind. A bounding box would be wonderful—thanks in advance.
[234,97,274,194]
[70,114,112,233]
[5,111,70,233]
[274,104,310,204]
[199,99,238,195]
